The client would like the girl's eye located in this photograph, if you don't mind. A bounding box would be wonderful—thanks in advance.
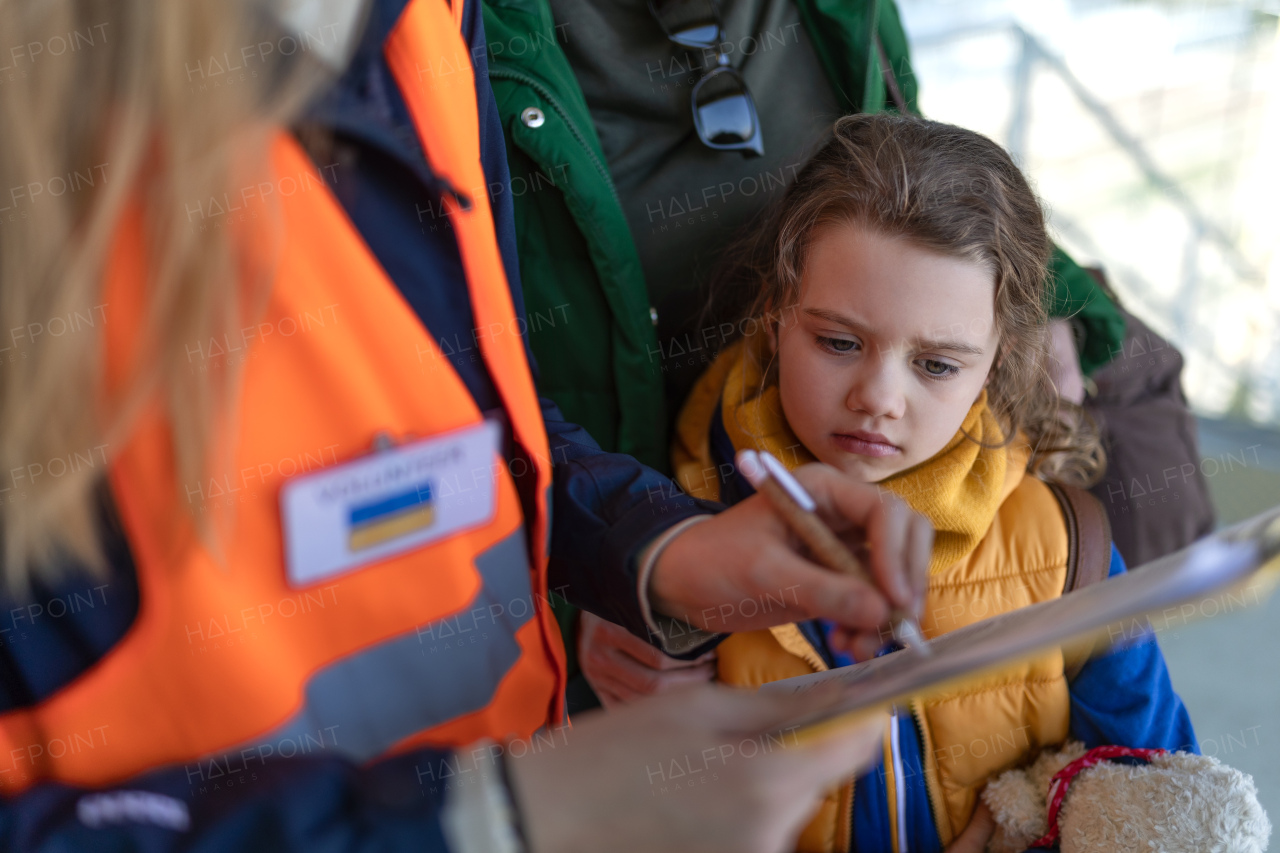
[919,359,958,378]
[817,336,858,354]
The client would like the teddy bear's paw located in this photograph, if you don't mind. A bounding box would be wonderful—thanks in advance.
[981,769,1048,850]
[980,741,1091,852]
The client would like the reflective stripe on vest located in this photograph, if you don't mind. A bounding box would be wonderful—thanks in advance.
[0,0,565,794]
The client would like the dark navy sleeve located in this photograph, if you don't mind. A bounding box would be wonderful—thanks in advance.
[540,396,720,642]
[465,0,522,307]
[1067,545,1199,753]
[0,748,454,852]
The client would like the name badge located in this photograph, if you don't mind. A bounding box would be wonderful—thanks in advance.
[280,420,501,587]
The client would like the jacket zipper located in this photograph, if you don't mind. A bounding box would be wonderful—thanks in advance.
[910,699,949,845]
[845,772,856,853]
[488,66,623,208]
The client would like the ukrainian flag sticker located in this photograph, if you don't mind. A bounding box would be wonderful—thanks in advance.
[348,482,436,551]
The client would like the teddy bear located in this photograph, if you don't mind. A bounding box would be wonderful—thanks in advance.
[981,740,1271,853]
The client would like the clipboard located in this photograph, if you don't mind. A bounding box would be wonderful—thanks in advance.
[766,504,1280,741]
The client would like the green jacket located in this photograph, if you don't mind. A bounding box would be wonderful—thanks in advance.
[483,0,1125,476]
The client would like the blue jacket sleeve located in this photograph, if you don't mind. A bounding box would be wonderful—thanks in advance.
[1067,545,1199,753]
[0,748,455,852]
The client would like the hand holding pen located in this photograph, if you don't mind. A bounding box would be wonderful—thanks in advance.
[737,449,931,657]
[648,453,933,659]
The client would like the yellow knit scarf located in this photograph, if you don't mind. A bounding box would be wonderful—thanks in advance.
[673,332,1029,575]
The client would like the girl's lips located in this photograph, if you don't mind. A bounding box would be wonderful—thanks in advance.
[832,432,901,458]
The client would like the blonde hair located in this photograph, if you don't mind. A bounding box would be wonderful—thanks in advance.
[707,113,1104,486]
[0,1,340,589]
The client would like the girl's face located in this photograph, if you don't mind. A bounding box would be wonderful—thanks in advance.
[775,222,999,483]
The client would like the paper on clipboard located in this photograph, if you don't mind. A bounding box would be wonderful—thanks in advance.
[763,505,1280,735]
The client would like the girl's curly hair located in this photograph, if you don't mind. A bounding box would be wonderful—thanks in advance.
[704,113,1103,486]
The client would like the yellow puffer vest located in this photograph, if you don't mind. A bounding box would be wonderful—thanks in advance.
[717,469,1072,851]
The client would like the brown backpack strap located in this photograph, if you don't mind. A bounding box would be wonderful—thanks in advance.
[1049,482,1113,594]
[1047,483,1114,680]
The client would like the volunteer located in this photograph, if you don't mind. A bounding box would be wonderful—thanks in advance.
[0,0,936,849]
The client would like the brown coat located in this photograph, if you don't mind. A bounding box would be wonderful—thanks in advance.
[1084,303,1215,566]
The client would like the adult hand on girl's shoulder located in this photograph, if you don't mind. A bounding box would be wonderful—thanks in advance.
[649,463,932,659]
[578,610,717,707]
[508,683,885,853]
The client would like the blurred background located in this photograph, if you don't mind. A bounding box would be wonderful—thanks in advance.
[897,0,1280,820]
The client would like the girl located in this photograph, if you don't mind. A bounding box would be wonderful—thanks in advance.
[673,113,1197,853]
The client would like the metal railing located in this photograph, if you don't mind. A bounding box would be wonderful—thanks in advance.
[911,14,1275,419]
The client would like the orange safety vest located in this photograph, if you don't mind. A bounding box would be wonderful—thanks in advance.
[0,0,565,795]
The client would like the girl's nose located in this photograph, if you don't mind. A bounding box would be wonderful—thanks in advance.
[845,361,906,419]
